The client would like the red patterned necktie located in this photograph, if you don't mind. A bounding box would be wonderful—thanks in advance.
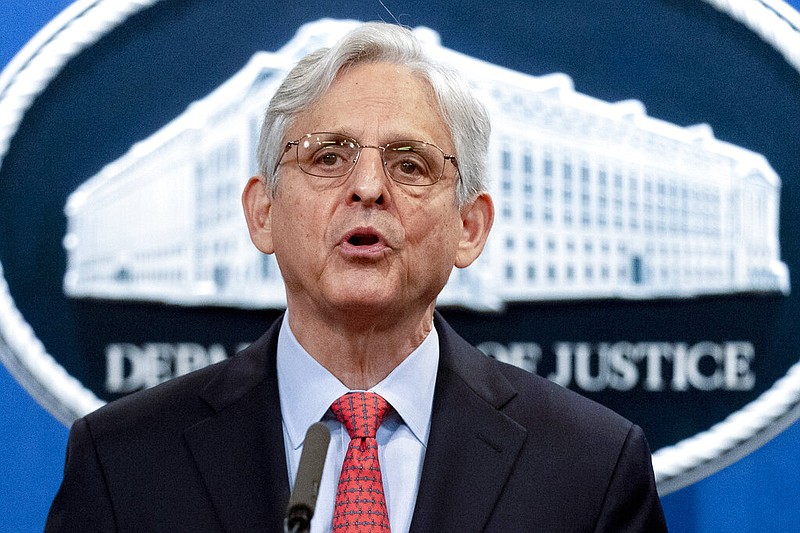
[330,392,393,532]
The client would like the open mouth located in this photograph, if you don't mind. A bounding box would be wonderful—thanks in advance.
[348,233,380,246]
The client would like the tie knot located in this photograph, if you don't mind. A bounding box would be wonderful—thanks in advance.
[331,392,392,439]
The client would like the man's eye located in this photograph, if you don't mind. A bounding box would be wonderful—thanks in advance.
[398,160,422,175]
[319,152,340,166]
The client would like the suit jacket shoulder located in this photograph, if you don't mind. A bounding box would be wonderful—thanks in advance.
[46,318,290,533]
[409,314,667,532]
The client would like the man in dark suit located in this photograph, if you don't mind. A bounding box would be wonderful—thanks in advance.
[47,22,667,532]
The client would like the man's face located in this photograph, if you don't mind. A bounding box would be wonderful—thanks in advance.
[244,62,492,326]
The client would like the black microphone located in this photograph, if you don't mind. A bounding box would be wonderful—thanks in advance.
[285,422,331,533]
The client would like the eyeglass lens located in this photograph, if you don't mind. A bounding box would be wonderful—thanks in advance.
[296,133,446,186]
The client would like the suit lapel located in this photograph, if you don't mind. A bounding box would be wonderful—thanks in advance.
[410,316,527,532]
[179,314,525,531]
[184,319,290,533]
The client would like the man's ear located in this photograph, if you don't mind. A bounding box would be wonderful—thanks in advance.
[242,176,275,254]
[455,192,494,268]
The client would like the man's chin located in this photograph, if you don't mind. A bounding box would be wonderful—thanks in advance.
[322,290,411,321]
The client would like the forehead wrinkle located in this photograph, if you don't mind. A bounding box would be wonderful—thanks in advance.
[290,62,452,149]
[298,114,445,148]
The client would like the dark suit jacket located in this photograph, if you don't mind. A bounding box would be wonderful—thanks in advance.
[46,314,667,532]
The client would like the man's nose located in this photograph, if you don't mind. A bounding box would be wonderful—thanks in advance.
[347,146,387,206]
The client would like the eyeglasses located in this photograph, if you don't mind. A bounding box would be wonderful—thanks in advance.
[277,132,458,187]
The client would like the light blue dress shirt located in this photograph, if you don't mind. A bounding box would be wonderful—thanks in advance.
[277,313,439,533]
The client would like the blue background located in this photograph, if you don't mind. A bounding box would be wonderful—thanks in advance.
[2,1,799,531]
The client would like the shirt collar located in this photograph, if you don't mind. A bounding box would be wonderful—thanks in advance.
[277,312,439,451]
[372,326,438,447]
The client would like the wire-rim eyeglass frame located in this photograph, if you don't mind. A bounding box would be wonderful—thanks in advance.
[273,132,459,187]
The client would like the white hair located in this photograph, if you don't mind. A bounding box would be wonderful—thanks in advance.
[256,22,491,206]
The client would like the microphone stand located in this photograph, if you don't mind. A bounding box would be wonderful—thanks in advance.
[284,505,313,533]
[284,422,331,533]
